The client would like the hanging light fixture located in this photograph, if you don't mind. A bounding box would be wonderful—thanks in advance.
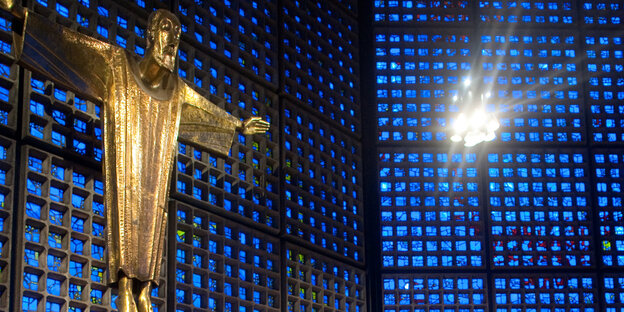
[450,79,500,147]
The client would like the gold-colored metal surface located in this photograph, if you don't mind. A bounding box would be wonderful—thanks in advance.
[2,2,269,310]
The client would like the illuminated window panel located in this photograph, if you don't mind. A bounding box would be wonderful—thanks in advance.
[592,150,624,267]
[176,0,278,86]
[0,12,18,131]
[283,100,364,264]
[17,146,167,311]
[375,29,473,143]
[478,0,575,24]
[382,273,487,312]
[0,136,14,311]
[478,31,584,144]
[25,73,103,163]
[379,149,484,269]
[585,33,624,143]
[173,201,280,312]
[487,149,592,268]
[27,0,152,57]
[285,244,366,312]
[582,1,623,26]
[281,0,360,135]
[604,274,624,311]
[173,139,279,232]
[373,0,472,24]
[493,274,597,311]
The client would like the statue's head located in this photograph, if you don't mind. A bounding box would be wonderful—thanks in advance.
[146,9,181,72]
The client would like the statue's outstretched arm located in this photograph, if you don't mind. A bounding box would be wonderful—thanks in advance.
[179,83,270,156]
[178,83,242,156]
[1,1,113,101]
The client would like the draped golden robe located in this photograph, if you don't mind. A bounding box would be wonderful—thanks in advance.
[15,12,242,285]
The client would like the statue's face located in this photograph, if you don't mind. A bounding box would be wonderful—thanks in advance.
[149,15,181,72]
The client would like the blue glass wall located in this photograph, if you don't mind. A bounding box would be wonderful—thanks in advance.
[374,0,624,311]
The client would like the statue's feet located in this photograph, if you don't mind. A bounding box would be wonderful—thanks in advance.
[137,281,154,312]
[118,276,138,312]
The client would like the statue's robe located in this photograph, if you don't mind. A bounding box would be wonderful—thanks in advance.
[15,12,242,284]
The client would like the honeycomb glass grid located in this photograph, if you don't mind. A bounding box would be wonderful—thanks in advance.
[591,150,624,267]
[487,149,591,268]
[25,74,103,163]
[585,32,624,143]
[174,134,279,231]
[375,28,473,143]
[493,274,597,311]
[477,31,584,144]
[477,0,575,24]
[175,0,278,87]
[173,201,280,312]
[0,136,13,311]
[382,273,487,312]
[285,244,366,312]
[581,1,623,27]
[283,101,364,263]
[373,0,472,24]
[604,274,624,311]
[19,146,166,311]
[281,0,360,135]
[0,12,18,131]
[378,149,483,269]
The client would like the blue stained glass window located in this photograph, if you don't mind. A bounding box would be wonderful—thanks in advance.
[593,151,624,267]
[494,275,595,311]
[24,250,39,268]
[92,244,104,260]
[375,30,472,142]
[46,277,61,295]
[488,150,590,268]
[22,296,39,311]
[379,150,482,268]
[69,261,83,277]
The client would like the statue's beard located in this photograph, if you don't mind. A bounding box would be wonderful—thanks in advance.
[155,49,176,72]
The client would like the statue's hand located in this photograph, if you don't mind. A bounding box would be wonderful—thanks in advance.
[241,117,270,135]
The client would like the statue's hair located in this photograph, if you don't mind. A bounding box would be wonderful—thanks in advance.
[146,9,180,48]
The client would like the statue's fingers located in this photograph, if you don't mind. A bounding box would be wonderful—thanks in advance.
[254,121,270,128]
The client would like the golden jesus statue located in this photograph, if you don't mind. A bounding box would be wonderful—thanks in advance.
[2,2,270,311]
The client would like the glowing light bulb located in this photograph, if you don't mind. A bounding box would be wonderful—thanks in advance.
[454,113,468,132]
[487,118,500,132]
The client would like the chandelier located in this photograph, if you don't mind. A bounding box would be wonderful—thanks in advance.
[450,79,500,147]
